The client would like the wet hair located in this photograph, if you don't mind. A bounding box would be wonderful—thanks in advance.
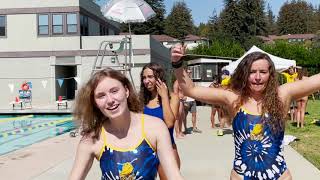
[139,62,168,106]
[297,67,308,80]
[230,52,285,134]
[222,69,230,76]
[73,68,142,138]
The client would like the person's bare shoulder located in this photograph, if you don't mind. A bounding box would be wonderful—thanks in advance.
[78,131,103,155]
[142,114,167,148]
[143,114,166,130]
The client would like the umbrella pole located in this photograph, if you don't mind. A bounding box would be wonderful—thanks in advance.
[128,23,134,67]
[127,23,136,90]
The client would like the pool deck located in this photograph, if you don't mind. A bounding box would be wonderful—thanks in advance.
[0,103,72,115]
[0,106,320,179]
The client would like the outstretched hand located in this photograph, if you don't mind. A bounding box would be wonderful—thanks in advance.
[156,79,169,98]
[171,43,187,63]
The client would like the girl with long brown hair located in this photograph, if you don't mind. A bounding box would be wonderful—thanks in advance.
[171,43,320,180]
[139,62,181,180]
[69,68,183,180]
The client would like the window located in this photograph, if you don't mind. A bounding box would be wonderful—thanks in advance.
[38,14,49,35]
[52,14,63,34]
[38,13,79,36]
[0,15,5,37]
[206,69,212,78]
[100,25,109,35]
[189,65,201,80]
[193,65,201,79]
[67,13,77,33]
[80,15,88,36]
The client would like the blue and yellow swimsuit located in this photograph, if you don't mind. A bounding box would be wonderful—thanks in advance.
[99,114,159,180]
[232,108,287,180]
[144,105,175,145]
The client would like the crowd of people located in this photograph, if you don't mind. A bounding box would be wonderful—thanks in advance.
[68,43,320,180]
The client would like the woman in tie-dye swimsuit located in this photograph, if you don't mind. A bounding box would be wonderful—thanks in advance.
[69,68,183,180]
[171,43,320,179]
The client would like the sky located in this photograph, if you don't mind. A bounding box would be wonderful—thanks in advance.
[163,0,320,25]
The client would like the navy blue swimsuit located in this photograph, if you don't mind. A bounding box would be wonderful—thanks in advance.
[232,108,287,180]
[99,114,159,180]
[143,105,175,145]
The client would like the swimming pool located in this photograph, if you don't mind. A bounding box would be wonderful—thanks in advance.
[0,114,75,155]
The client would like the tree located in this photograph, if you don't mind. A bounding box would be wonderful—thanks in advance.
[217,0,265,49]
[219,0,244,42]
[206,9,227,42]
[164,1,194,39]
[238,0,267,36]
[121,0,166,34]
[265,4,278,35]
[195,23,210,37]
[277,0,316,35]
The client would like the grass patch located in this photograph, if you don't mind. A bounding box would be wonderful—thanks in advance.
[285,100,320,170]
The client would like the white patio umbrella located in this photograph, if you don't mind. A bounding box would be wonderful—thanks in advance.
[101,0,156,36]
[101,0,156,68]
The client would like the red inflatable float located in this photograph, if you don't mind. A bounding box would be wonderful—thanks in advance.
[21,82,30,91]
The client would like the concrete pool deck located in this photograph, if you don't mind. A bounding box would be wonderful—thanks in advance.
[0,106,320,179]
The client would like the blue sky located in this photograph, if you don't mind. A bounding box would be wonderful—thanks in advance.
[97,0,320,26]
[164,0,320,25]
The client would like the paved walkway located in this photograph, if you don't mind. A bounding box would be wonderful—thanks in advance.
[0,106,320,179]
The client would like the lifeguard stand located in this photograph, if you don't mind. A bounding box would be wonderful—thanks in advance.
[91,36,135,89]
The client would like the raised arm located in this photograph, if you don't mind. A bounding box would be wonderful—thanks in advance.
[69,138,95,180]
[169,92,180,120]
[156,79,175,128]
[171,44,235,106]
[279,73,320,105]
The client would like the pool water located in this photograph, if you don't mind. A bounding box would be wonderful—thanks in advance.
[0,114,75,155]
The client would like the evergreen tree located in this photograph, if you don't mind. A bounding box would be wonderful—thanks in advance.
[238,0,267,36]
[218,0,265,49]
[277,0,315,35]
[265,4,278,35]
[164,1,194,39]
[121,0,166,34]
[195,23,210,37]
[219,0,244,42]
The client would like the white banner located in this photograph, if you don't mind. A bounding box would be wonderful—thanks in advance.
[41,80,48,88]
[57,79,64,87]
[74,77,81,84]
[8,83,14,93]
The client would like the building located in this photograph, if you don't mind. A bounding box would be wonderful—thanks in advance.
[257,34,316,44]
[187,56,236,87]
[0,0,170,109]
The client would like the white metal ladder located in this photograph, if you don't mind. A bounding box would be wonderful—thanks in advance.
[91,36,135,89]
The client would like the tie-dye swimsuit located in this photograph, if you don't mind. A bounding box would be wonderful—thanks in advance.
[99,114,159,180]
[232,108,287,180]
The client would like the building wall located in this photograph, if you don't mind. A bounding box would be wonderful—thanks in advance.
[0,14,80,51]
[0,57,55,109]
[0,0,170,109]
[0,0,79,9]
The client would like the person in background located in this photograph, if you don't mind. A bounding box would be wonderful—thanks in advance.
[140,63,181,180]
[296,68,309,128]
[171,43,320,179]
[69,68,183,180]
[183,68,202,134]
[209,76,221,128]
[217,70,231,136]
[281,66,298,122]
[174,75,187,138]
